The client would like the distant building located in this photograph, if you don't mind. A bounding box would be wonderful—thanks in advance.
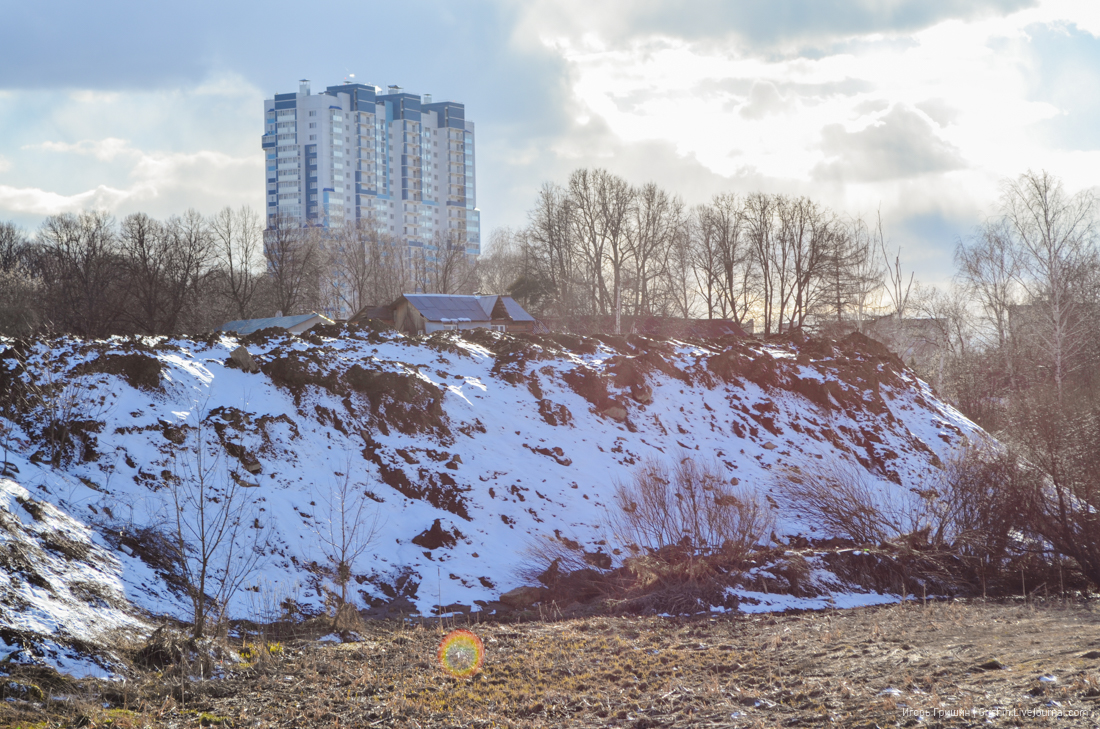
[262,79,479,256]
[862,315,947,371]
[219,313,334,336]
[389,294,535,335]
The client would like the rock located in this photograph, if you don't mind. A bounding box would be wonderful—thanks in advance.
[976,659,1007,671]
[1081,650,1100,660]
[630,383,653,405]
[230,346,260,373]
[411,519,457,550]
[762,442,778,450]
[602,406,629,422]
[500,586,545,609]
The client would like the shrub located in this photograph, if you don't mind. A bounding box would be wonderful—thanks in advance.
[772,447,1040,595]
[611,455,772,559]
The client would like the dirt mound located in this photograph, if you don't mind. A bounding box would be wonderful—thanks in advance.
[82,352,162,390]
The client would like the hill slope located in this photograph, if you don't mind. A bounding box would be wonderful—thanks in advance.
[0,325,982,666]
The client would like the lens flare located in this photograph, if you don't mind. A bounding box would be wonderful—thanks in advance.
[437,629,484,678]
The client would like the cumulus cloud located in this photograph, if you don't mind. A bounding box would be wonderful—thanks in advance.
[512,0,1038,51]
[739,82,793,119]
[813,105,967,182]
[0,140,260,220]
[915,98,961,127]
[26,138,136,161]
[0,184,136,216]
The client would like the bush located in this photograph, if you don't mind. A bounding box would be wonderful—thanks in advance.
[611,456,772,559]
[772,447,1040,595]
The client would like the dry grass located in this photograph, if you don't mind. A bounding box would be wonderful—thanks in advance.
[3,600,1100,727]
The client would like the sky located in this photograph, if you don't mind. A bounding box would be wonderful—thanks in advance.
[1,0,1099,284]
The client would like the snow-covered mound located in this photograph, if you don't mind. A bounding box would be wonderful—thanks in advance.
[0,477,148,676]
[0,325,981,648]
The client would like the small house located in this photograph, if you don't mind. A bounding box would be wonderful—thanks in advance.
[391,294,535,335]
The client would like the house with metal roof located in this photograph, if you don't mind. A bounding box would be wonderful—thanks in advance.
[390,294,535,334]
[218,312,334,336]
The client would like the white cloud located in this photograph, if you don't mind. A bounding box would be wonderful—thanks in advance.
[1,141,260,217]
[0,156,10,173]
[499,0,1100,286]
[0,184,135,216]
[0,74,265,224]
[26,138,136,161]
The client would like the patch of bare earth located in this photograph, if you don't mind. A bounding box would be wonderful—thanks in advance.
[6,601,1100,728]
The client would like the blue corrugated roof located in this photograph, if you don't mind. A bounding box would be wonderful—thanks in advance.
[403,295,490,322]
[219,314,327,335]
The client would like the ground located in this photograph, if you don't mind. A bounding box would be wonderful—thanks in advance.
[4,600,1100,728]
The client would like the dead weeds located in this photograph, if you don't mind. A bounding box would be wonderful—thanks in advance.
[3,600,1100,727]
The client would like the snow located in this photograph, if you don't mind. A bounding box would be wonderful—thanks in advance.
[0,328,985,674]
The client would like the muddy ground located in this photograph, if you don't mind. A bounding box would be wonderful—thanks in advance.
[5,599,1100,728]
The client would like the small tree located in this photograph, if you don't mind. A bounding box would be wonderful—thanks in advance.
[309,463,380,620]
[165,404,269,639]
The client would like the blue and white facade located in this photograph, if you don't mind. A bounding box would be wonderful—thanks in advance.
[262,79,480,257]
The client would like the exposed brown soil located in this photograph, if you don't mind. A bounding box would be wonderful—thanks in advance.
[5,600,1100,728]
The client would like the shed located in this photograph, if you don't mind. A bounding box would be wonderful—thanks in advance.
[392,294,535,335]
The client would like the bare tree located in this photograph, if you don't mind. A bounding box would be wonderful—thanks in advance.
[955,218,1020,350]
[0,221,28,273]
[165,404,269,639]
[478,227,525,295]
[33,211,126,337]
[211,206,265,319]
[816,215,884,332]
[708,193,754,324]
[666,216,698,319]
[329,218,407,314]
[877,211,914,322]
[629,183,682,317]
[744,193,780,334]
[309,462,380,615]
[526,182,578,317]
[263,215,321,316]
[569,169,635,331]
[163,210,215,333]
[785,198,836,331]
[426,229,477,295]
[1001,170,1097,400]
[0,221,39,335]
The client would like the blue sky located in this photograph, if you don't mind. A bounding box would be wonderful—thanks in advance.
[1,0,1098,283]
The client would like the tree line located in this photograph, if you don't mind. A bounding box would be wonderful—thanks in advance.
[480,168,893,335]
[0,209,476,337]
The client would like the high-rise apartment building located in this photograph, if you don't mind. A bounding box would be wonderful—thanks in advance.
[262,79,480,256]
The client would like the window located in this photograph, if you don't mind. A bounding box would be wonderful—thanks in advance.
[309,111,317,117]
[490,325,506,332]
[309,122,316,128]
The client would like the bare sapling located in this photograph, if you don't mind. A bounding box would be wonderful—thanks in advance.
[165,401,270,639]
[308,458,381,629]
